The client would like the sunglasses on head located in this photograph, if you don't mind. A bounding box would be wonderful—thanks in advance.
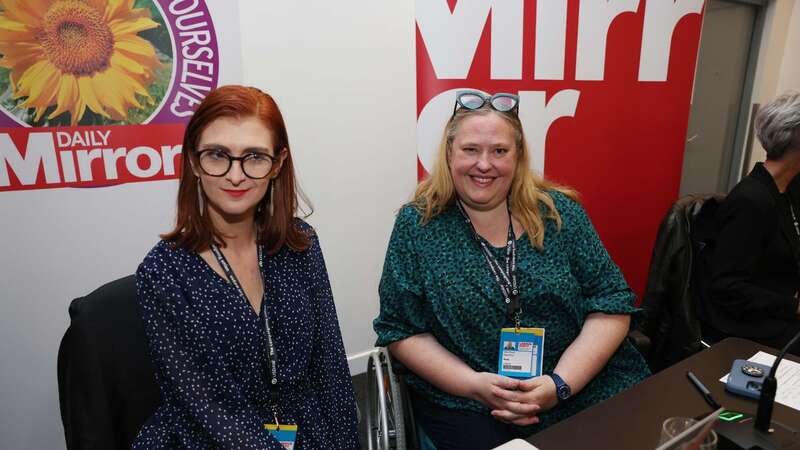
[453,90,520,116]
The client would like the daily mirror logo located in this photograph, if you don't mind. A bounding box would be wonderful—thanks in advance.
[0,0,220,192]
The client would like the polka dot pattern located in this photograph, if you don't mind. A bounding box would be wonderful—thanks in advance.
[132,221,360,449]
[373,191,650,433]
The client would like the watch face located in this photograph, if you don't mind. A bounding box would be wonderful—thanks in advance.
[558,385,571,400]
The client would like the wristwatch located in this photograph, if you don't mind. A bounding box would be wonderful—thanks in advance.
[549,372,572,403]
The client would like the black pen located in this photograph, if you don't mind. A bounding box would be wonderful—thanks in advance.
[686,370,722,410]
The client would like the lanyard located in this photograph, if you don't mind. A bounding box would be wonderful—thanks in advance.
[455,200,521,328]
[788,201,800,278]
[790,202,800,239]
[210,243,281,424]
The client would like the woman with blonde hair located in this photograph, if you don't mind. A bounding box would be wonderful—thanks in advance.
[374,90,649,449]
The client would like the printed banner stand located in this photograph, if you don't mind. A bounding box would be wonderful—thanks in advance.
[415,0,705,296]
[0,0,225,192]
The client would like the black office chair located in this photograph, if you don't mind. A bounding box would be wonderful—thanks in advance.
[636,193,725,373]
[57,275,160,450]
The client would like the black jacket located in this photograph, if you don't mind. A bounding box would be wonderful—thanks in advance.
[697,163,800,340]
[57,275,160,450]
[639,194,722,372]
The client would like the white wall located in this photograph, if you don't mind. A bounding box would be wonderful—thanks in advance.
[745,0,799,169]
[238,1,418,373]
[776,1,800,93]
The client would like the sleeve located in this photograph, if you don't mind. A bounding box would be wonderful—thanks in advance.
[709,193,799,319]
[304,234,361,449]
[136,260,284,450]
[373,206,433,347]
[558,194,640,319]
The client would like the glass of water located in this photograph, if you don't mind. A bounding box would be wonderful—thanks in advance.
[659,417,718,450]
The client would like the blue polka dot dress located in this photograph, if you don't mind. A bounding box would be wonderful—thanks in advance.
[132,222,360,449]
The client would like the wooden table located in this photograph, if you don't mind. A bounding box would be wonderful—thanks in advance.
[526,338,800,449]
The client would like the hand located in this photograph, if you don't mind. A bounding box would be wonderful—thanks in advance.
[490,375,558,424]
[488,375,557,426]
[465,372,540,420]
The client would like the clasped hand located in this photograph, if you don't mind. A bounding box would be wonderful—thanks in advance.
[468,372,558,426]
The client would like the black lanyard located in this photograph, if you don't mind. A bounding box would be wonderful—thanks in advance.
[455,200,521,327]
[787,199,800,278]
[789,202,800,239]
[210,243,281,422]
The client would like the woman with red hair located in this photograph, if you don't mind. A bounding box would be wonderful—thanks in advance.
[132,86,359,449]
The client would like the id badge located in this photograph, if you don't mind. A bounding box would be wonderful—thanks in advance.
[497,327,544,378]
[264,423,298,450]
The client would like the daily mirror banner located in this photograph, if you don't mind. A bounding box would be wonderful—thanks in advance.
[416,0,705,295]
[0,1,240,448]
[0,0,225,191]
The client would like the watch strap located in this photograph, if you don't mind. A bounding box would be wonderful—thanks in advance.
[549,372,571,402]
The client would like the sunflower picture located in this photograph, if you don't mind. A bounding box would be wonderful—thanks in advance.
[0,0,173,126]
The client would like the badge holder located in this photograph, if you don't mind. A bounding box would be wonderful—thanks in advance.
[265,418,298,450]
[498,327,544,378]
[496,297,545,378]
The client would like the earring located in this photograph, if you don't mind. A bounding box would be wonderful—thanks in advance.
[268,181,275,215]
[197,178,204,215]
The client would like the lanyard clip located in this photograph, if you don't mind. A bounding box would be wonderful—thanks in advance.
[514,309,522,333]
[272,405,280,430]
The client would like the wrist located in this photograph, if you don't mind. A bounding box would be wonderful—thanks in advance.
[458,369,481,401]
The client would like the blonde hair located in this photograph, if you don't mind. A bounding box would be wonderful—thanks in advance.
[412,106,578,250]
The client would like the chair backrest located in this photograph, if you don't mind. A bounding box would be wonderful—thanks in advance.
[638,194,725,372]
[57,275,159,450]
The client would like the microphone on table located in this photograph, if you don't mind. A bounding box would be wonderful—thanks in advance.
[714,330,800,450]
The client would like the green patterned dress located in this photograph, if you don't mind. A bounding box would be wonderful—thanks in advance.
[373,191,650,433]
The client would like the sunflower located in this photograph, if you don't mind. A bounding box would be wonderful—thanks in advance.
[0,0,162,125]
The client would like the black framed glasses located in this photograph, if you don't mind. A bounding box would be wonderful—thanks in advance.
[196,149,278,179]
[453,90,520,116]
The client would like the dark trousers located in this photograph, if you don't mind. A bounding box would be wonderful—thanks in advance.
[410,391,529,450]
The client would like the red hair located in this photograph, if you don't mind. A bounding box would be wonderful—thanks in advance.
[162,85,312,254]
